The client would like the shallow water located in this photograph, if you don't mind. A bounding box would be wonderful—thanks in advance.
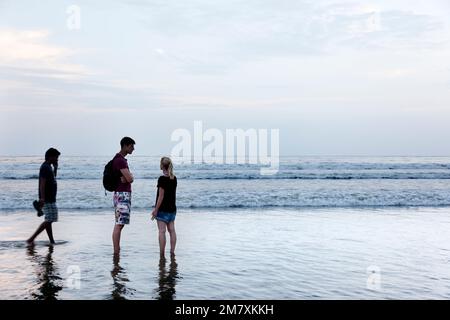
[1,208,450,299]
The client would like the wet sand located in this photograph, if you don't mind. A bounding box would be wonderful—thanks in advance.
[1,207,450,299]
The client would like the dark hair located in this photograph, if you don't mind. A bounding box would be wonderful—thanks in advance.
[45,148,61,160]
[120,137,136,148]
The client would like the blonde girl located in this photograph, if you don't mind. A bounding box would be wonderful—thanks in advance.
[151,157,177,257]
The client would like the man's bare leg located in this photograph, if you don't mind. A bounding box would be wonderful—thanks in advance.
[45,222,55,244]
[112,224,124,255]
[27,221,50,245]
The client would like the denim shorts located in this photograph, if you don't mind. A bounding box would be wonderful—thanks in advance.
[156,210,176,223]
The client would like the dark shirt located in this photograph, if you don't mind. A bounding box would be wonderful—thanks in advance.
[39,162,57,203]
[112,153,132,192]
[155,175,177,213]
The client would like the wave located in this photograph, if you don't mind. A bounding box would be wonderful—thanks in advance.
[2,156,450,181]
[2,203,450,211]
[2,171,450,180]
[1,175,39,180]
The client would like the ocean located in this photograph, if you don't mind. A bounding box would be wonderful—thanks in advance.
[1,155,450,211]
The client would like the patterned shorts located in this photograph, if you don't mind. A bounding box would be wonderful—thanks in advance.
[113,192,131,225]
[43,202,58,223]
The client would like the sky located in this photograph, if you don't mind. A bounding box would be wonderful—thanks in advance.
[1,0,450,156]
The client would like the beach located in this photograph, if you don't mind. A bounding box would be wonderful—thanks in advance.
[1,207,450,299]
[1,155,450,299]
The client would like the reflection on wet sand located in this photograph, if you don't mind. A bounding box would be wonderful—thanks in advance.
[111,254,134,300]
[26,245,63,300]
[155,254,180,300]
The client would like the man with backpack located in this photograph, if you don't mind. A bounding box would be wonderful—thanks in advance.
[106,137,135,256]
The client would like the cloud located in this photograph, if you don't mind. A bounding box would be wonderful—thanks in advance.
[0,28,127,112]
[0,29,90,78]
[0,64,163,112]
[118,0,448,77]
[369,68,416,78]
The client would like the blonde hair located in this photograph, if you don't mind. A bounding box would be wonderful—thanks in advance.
[160,156,174,179]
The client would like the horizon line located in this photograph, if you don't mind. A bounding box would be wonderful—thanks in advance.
[1,154,450,158]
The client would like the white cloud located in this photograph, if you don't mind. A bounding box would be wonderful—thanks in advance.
[0,29,66,62]
[155,48,166,55]
[370,68,416,78]
[0,28,90,77]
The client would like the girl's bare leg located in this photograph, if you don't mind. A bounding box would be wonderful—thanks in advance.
[157,220,167,257]
[167,221,177,255]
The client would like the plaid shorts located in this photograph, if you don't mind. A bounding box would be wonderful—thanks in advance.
[43,202,58,222]
[113,192,131,225]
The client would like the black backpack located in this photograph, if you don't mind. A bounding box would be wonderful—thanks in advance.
[103,155,120,192]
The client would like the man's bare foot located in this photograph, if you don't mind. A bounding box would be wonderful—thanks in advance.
[26,239,35,246]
